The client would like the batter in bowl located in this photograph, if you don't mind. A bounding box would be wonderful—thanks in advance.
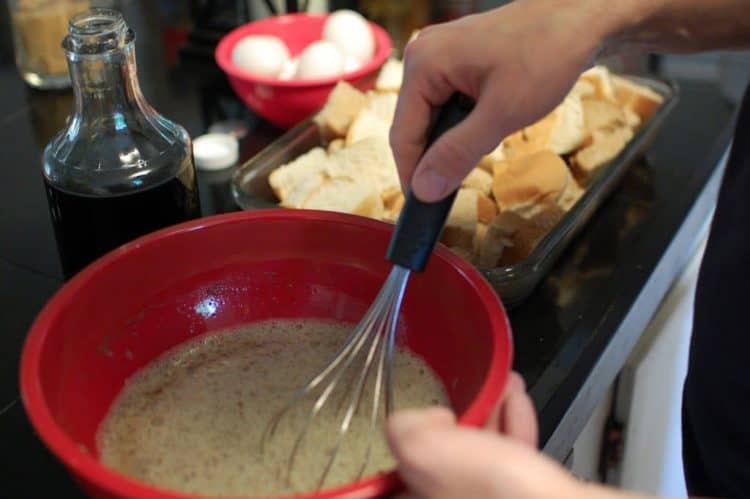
[97,318,449,496]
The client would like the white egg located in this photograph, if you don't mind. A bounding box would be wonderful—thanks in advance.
[295,40,344,80]
[323,9,375,63]
[278,57,299,80]
[231,35,290,77]
[343,55,363,74]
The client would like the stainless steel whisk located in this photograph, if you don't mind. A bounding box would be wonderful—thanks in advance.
[262,94,473,490]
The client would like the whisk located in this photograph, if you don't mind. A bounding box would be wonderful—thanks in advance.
[263,93,474,490]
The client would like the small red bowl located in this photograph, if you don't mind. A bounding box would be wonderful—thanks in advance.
[20,210,512,499]
[215,14,393,128]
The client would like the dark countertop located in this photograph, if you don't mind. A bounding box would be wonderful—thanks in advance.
[0,3,737,497]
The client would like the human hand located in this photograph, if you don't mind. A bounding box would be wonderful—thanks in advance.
[386,372,650,499]
[390,0,614,201]
[386,372,578,498]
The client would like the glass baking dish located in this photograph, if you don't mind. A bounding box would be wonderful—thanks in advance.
[231,75,679,309]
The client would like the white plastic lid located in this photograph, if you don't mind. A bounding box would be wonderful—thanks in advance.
[193,133,239,171]
[208,120,249,139]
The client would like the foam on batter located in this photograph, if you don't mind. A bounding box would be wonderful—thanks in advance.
[97,319,448,496]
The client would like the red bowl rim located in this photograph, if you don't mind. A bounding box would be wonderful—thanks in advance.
[20,209,513,499]
[215,13,393,89]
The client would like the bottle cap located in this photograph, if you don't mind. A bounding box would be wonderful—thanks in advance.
[193,133,239,171]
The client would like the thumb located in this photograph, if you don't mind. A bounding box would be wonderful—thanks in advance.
[411,95,506,202]
[485,372,539,447]
[386,408,506,498]
[387,408,577,499]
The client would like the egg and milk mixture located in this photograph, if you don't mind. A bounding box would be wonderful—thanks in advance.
[97,319,448,496]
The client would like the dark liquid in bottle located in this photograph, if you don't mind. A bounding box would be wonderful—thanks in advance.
[45,175,201,279]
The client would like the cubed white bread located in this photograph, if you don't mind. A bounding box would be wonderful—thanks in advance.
[325,135,400,194]
[442,188,479,249]
[569,79,596,99]
[559,177,585,211]
[327,138,345,154]
[302,176,384,219]
[581,98,626,135]
[492,150,572,216]
[500,130,541,159]
[346,108,392,145]
[462,167,493,196]
[375,58,404,93]
[479,213,514,268]
[268,146,328,202]
[524,94,585,155]
[480,206,564,267]
[381,186,405,222]
[365,91,398,124]
[580,65,618,102]
[477,142,506,172]
[382,198,404,223]
[381,186,403,207]
[477,192,498,224]
[572,125,634,183]
[280,171,326,209]
[623,107,642,129]
[314,81,369,139]
[611,74,664,122]
[473,222,488,255]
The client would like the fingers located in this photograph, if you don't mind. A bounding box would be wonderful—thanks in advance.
[391,29,508,202]
[387,407,456,441]
[387,409,497,498]
[389,45,455,192]
[386,408,455,498]
[387,408,553,499]
[387,406,579,499]
[499,373,539,447]
[409,94,504,201]
[486,372,539,447]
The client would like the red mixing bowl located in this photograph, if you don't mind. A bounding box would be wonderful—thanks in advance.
[215,14,393,128]
[20,210,512,499]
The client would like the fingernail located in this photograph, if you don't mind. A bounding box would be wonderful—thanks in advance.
[388,410,424,440]
[413,168,447,201]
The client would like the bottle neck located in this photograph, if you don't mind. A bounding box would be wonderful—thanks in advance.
[63,9,154,131]
[67,41,151,127]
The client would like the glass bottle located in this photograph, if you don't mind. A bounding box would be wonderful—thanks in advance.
[43,8,202,279]
[359,0,430,55]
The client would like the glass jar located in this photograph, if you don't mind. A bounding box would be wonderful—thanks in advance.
[359,0,430,55]
[8,0,91,89]
[43,8,202,279]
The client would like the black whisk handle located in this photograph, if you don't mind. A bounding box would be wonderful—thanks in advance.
[386,93,474,272]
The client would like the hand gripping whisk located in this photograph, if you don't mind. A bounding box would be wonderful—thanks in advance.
[262,94,473,490]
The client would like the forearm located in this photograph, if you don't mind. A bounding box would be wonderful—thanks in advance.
[602,0,750,55]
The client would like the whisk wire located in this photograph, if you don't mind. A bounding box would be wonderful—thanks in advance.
[264,267,411,489]
[262,299,382,453]
[384,269,409,415]
[357,321,388,480]
[262,264,421,487]
[260,94,470,493]
[285,305,381,482]
[312,268,410,487]
[316,301,389,489]
[356,269,409,479]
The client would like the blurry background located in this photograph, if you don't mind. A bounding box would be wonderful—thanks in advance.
[3,0,746,102]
